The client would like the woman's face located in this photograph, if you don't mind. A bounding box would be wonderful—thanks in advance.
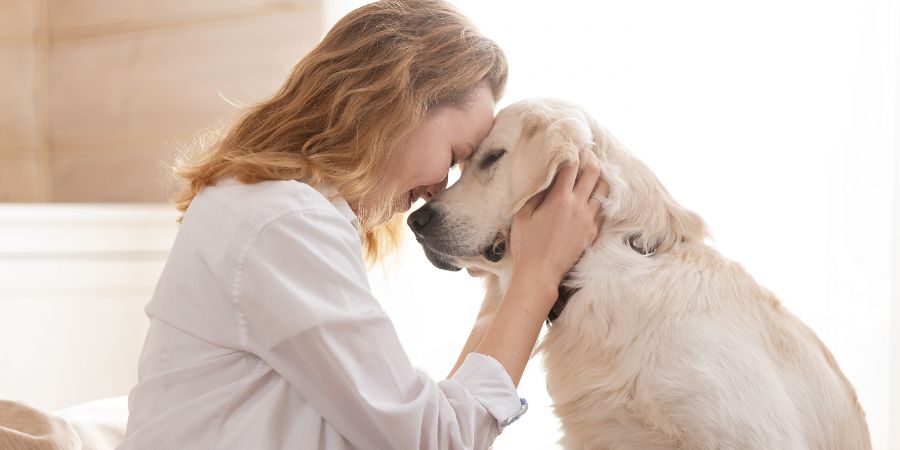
[378,85,496,216]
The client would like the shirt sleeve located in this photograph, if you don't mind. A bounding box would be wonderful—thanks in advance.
[233,207,527,450]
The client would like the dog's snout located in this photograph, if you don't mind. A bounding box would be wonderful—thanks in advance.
[407,204,437,237]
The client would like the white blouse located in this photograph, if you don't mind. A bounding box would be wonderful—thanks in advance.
[120,177,527,450]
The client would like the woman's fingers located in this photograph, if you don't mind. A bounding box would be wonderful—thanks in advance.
[530,151,607,216]
[574,151,603,202]
[594,177,610,198]
[548,162,579,201]
[587,179,610,214]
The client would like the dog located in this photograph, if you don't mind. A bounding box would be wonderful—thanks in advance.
[407,98,871,449]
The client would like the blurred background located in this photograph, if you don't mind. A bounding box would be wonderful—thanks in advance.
[1,0,898,448]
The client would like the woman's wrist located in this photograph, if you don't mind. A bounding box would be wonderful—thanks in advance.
[510,262,563,301]
[472,305,541,386]
[447,314,493,379]
[473,277,558,386]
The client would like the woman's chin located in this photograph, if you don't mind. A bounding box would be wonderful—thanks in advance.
[362,191,415,223]
[393,191,414,215]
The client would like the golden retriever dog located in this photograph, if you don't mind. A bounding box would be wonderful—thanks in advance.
[407,98,871,449]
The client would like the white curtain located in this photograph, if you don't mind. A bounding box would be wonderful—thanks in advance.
[329,0,900,448]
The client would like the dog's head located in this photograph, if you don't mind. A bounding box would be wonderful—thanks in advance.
[408,98,707,275]
[406,99,588,273]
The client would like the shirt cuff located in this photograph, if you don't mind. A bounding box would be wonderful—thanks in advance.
[450,352,529,429]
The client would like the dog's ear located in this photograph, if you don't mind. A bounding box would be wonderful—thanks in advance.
[605,156,709,254]
[511,113,595,212]
[578,121,707,254]
[633,189,708,254]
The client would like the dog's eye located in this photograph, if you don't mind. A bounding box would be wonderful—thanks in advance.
[479,149,506,170]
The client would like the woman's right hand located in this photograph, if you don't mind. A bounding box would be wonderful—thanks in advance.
[508,151,609,313]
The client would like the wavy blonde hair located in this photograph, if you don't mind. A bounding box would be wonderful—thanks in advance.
[169,0,507,263]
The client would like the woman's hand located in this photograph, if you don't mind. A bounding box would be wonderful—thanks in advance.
[471,151,609,386]
[508,151,609,313]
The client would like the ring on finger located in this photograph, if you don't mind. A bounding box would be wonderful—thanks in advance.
[589,194,606,203]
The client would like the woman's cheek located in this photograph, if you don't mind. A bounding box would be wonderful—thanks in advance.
[430,161,451,185]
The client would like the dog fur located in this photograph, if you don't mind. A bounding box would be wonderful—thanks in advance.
[409,98,871,449]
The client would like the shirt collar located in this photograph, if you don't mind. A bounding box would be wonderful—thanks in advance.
[310,182,358,227]
[332,198,358,227]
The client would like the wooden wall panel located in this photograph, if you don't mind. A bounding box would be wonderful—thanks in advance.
[0,1,324,202]
[0,0,39,42]
[0,0,47,202]
[47,6,323,202]
[0,47,38,148]
[49,10,320,148]
[50,141,179,202]
[0,154,47,201]
[48,0,315,40]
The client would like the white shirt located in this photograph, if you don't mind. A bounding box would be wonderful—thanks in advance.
[120,177,527,450]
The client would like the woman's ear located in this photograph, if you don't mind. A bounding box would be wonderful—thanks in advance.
[510,114,595,212]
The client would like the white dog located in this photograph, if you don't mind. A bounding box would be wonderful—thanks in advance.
[408,98,871,449]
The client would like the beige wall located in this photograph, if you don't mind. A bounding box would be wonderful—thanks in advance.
[1,0,324,202]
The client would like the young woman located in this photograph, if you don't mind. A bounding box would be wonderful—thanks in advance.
[121,1,607,448]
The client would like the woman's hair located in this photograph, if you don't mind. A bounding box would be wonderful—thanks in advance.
[169,0,507,263]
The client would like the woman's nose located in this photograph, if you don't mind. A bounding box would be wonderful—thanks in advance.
[422,175,449,201]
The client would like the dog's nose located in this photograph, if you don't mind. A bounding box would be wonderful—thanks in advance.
[407,204,436,237]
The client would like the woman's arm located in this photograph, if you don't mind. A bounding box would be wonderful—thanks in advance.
[448,313,493,379]
[473,274,557,386]
[447,276,504,378]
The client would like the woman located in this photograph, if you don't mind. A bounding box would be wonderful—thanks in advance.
[121,1,607,449]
